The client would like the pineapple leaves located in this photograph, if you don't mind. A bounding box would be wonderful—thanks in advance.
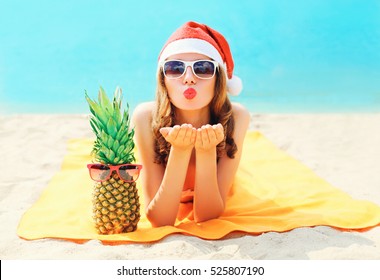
[85,91,108,129]
[107,149,116,161]
[85,86,136,165]
[98,86,112,112]
[106,117,117,138]
[89,119,99,135]
[112,87,122,126]
[106,133,114,149]
[116,144,125,155]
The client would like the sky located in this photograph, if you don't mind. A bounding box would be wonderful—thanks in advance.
[1,0,379,114]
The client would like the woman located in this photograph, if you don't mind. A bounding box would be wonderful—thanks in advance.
[132,21,250,227]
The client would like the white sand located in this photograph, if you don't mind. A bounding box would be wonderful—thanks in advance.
[0,113,379,260]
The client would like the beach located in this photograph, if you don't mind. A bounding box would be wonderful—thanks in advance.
[0,113,379,260]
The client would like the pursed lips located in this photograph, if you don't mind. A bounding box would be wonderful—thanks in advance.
[183,88,197,100]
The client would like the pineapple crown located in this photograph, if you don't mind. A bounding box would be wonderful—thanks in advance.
[85,86,135,165]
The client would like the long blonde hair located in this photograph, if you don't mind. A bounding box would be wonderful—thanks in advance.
[152,66,237,165]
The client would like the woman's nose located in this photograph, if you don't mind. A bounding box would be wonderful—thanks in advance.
[182,66,196,84]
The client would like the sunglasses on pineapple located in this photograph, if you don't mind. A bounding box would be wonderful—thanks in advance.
[162,59,218,80]
[87,163,143,182]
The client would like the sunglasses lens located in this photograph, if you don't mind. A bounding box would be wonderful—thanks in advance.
[163,61,185,78]
[193,61,215,78]
[119,165,140,182]
[89,164,111,181]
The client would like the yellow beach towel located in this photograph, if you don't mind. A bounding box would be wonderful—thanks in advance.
[17,131,380,244]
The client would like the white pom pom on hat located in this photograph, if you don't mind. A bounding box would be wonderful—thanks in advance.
[158,21,243,96]
[227,75,243,96]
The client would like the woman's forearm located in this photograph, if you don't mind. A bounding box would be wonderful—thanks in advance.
[193,148,224,222]
[146,146,192,227]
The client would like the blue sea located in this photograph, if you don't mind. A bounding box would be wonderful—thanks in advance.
[1,0,379,114]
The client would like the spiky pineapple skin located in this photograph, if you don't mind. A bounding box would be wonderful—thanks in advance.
[92,172,140,234]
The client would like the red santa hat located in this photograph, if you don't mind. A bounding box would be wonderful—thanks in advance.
[158,21,243,96]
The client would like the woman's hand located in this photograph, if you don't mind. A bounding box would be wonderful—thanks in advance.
[195,123,224,152]
[160,124,196,151]
[160,123,224,152]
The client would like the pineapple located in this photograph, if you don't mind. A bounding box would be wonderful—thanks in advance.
[85,86,140,234]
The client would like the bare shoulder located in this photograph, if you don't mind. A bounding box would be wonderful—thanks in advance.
[131,101,156,144]
[230,102,251,146]
[132,101,155,127]
[231,102,251,127]
[132,101,155,121]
